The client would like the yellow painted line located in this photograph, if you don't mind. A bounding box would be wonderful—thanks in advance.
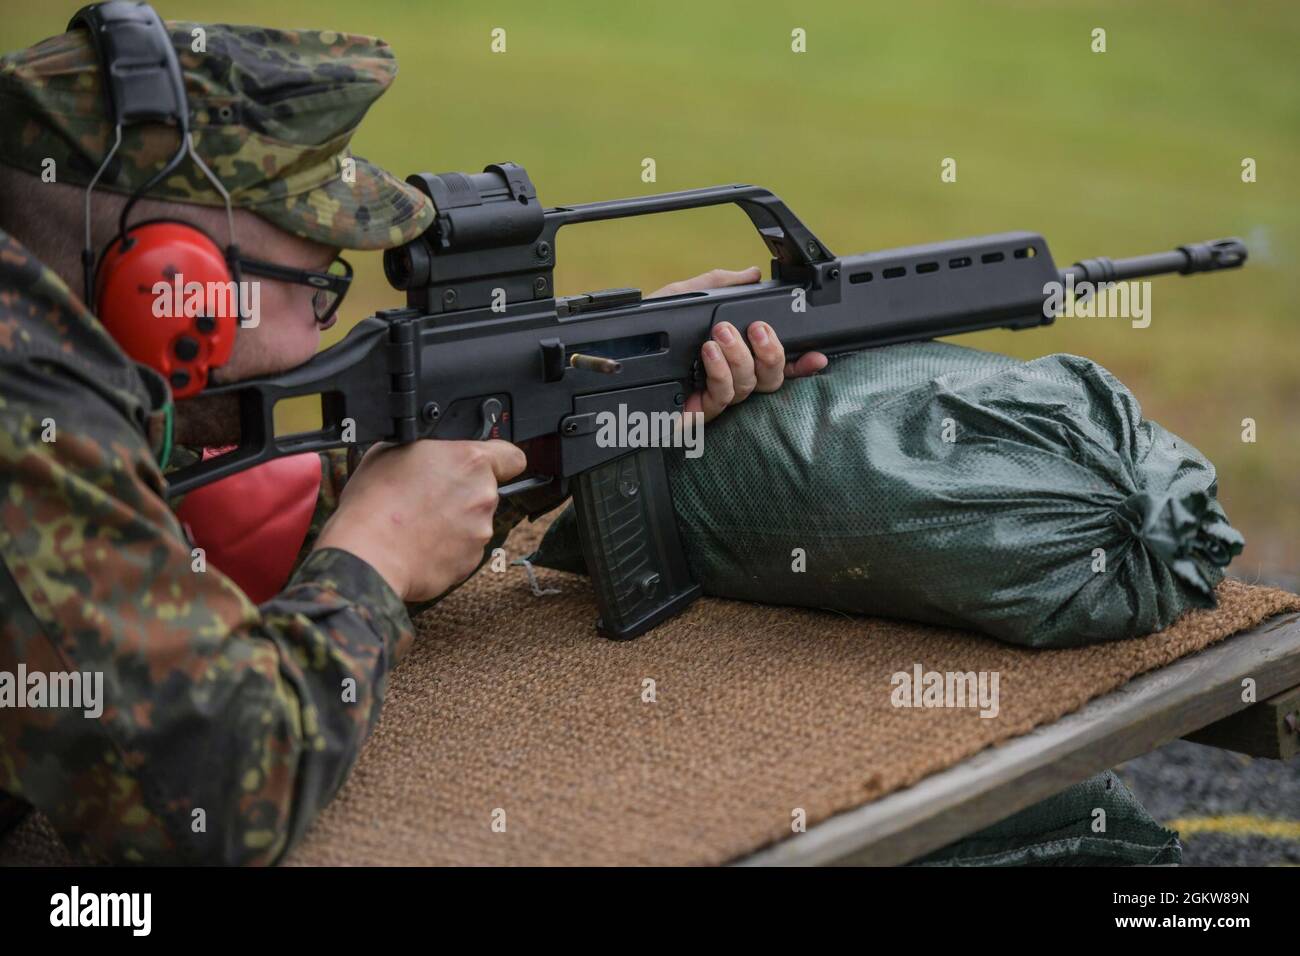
[1166,814,1300,841]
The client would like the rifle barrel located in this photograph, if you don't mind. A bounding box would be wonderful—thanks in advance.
[1061,237,1247,284]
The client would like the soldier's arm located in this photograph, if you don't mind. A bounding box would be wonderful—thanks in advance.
[0,360,413,865]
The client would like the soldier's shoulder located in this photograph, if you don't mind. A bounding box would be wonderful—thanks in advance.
[0,228,161,427]
[0,227,112,359]
[0,228,76,303]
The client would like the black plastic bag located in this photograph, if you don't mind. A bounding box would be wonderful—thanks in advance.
[913,770,1181,866]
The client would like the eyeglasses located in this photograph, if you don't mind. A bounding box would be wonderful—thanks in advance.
[236,253,354,325]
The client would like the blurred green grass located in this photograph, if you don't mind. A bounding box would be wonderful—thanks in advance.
[3,1,1297,579]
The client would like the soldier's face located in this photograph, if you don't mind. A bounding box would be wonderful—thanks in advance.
[173,213,344,445]
[210,212,341,384]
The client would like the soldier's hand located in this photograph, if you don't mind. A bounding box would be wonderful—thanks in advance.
[648,266,829,423]
[314,439,527,602]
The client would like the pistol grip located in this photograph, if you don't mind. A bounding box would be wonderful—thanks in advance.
[571,448,701,640]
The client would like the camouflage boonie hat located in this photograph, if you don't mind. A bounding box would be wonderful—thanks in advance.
[0,21,434,250]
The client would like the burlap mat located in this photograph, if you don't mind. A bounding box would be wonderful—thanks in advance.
[4,514,1297,866]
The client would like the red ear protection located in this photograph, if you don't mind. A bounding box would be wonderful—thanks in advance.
[94,220,239,399]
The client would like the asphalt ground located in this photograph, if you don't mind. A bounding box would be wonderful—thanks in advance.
[1112,569,1300,867]
[1116,739,1300,866]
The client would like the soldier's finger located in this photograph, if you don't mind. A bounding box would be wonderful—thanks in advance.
[481,440,528,481]
[711,321,757,402]
[747,321,787,392]
[698,340,735,421]
[647,266,762,299]
[673,266,761,294]
[784,351,830,379]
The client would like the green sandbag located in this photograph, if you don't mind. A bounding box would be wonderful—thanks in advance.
[912,770,1181,866]
[530,342,1242,648]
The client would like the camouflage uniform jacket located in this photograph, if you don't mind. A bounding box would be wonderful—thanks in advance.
[0,228,415,864]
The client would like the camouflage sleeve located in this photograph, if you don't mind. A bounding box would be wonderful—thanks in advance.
[0,253,413,866]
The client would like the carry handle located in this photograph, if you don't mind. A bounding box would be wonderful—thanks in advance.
[542,184,836,274]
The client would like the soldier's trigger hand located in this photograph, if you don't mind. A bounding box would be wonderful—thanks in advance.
[313,439,527,603]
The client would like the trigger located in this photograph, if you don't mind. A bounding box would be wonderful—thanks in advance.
[476,397,503,440]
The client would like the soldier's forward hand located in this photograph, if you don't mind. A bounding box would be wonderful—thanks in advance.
[314,439,527,602]
[648,266,829,422]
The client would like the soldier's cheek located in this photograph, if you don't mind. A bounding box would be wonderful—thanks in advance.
[246,286,321,372]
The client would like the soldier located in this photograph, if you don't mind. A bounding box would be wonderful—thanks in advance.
[0,11,827,863]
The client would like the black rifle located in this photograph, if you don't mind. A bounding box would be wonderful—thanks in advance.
[166,162,1247,639]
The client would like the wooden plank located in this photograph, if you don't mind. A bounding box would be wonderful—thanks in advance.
[735,611,1300,867]
[1184,684,1300,759]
